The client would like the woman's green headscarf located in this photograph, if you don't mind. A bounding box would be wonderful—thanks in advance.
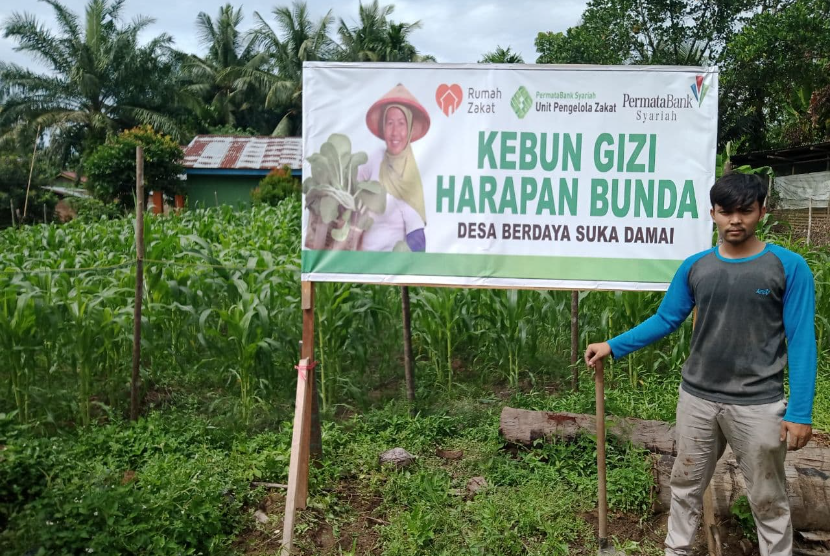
[379,104,426,223]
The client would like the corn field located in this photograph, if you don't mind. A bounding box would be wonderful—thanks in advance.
[1,201,828,427]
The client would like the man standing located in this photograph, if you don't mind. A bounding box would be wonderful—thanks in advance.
[585,173,817,556]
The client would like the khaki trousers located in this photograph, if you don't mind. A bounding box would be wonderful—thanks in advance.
[665,388,791,556]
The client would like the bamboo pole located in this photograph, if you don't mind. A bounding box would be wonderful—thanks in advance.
[10,199,15,227]
[23,126,41,220]
[571,290,579,390]
[401,286,416,411]
[130,147,145,421]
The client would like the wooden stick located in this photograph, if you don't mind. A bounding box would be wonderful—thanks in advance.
[23,125,40,220]
[703,485,723,556]
[281,356,312,556]
[570,290,579,390]
[130,147,145,421]
[401,286,416,410]
[251,482,288,489]
[282,283,315,555]
[10,199,15,227]
[595,358,609,549]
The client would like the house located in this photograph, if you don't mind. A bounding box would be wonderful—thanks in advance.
[43,170,91,199]
[182,135,302,207]
[732,141,830,243]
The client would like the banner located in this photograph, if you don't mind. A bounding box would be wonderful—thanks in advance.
[301,63,718,291]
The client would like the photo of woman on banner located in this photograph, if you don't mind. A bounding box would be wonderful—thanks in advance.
[357,84,430,252]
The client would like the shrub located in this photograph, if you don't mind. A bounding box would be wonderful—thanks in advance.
[251,166,299,206]
[85,126,183,208]
[0,154,57,228]
[65,197,124,221]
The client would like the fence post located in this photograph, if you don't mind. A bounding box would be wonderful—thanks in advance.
[807,197,813,245]
[131,146,145,421]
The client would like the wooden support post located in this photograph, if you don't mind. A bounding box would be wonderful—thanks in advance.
[309,361,322,460]
[10,199,16,227]
[130,147,145,422]
[570,290,579,391]
[401,286,416,411]
[282,282,315,555]
[595,358,609,550]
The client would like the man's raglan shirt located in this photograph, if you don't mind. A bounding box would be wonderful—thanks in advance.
[607,244,817,424]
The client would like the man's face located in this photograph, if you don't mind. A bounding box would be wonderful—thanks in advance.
[384,107,409,156]
[710,200,766,246]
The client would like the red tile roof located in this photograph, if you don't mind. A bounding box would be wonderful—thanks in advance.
[182,135,302,170]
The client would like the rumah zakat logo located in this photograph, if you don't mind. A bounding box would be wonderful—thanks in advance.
[691,75,710,107]
[510,86,533,119]
[435,84,463,116]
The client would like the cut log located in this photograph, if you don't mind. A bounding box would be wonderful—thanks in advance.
[500,407,830,531]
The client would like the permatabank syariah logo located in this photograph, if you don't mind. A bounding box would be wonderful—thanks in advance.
[690,75,710,107]
[510,86,533,119]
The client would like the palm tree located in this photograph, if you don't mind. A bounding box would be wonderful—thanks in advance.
[0,0,183,153]
[244,1,336,136]
[181,4,266,130]
[337,1,430,63]
[479,46,524,64]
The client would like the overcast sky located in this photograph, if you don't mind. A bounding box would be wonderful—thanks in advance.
[0,0,588,70]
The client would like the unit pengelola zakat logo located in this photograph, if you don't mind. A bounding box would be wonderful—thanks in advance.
[436,84,463,116]
[691,75,710,107]
[511,86,532,119]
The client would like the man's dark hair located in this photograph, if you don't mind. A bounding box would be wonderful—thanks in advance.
[710,173,767,210]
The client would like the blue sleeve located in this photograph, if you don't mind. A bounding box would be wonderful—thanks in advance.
[607,252,706,358]
[406,229,426,252]
[771,246,817,424]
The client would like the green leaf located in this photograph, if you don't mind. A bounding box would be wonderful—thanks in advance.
[356,189,386,214]
[355,180,382,194]
[320,142,344,189]
[326,134,352,158]
[393,240,411,252]
[319,196,339,223]
[330,221,350,242]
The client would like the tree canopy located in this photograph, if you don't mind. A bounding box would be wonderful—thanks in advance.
[0,0,184,157]
[535,0,830,150]
[1,0,826,181]
[84,126,184,207]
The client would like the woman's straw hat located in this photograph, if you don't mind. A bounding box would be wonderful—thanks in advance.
[366,83,431,142]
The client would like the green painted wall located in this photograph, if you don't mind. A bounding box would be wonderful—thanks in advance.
[185,174,263,208]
